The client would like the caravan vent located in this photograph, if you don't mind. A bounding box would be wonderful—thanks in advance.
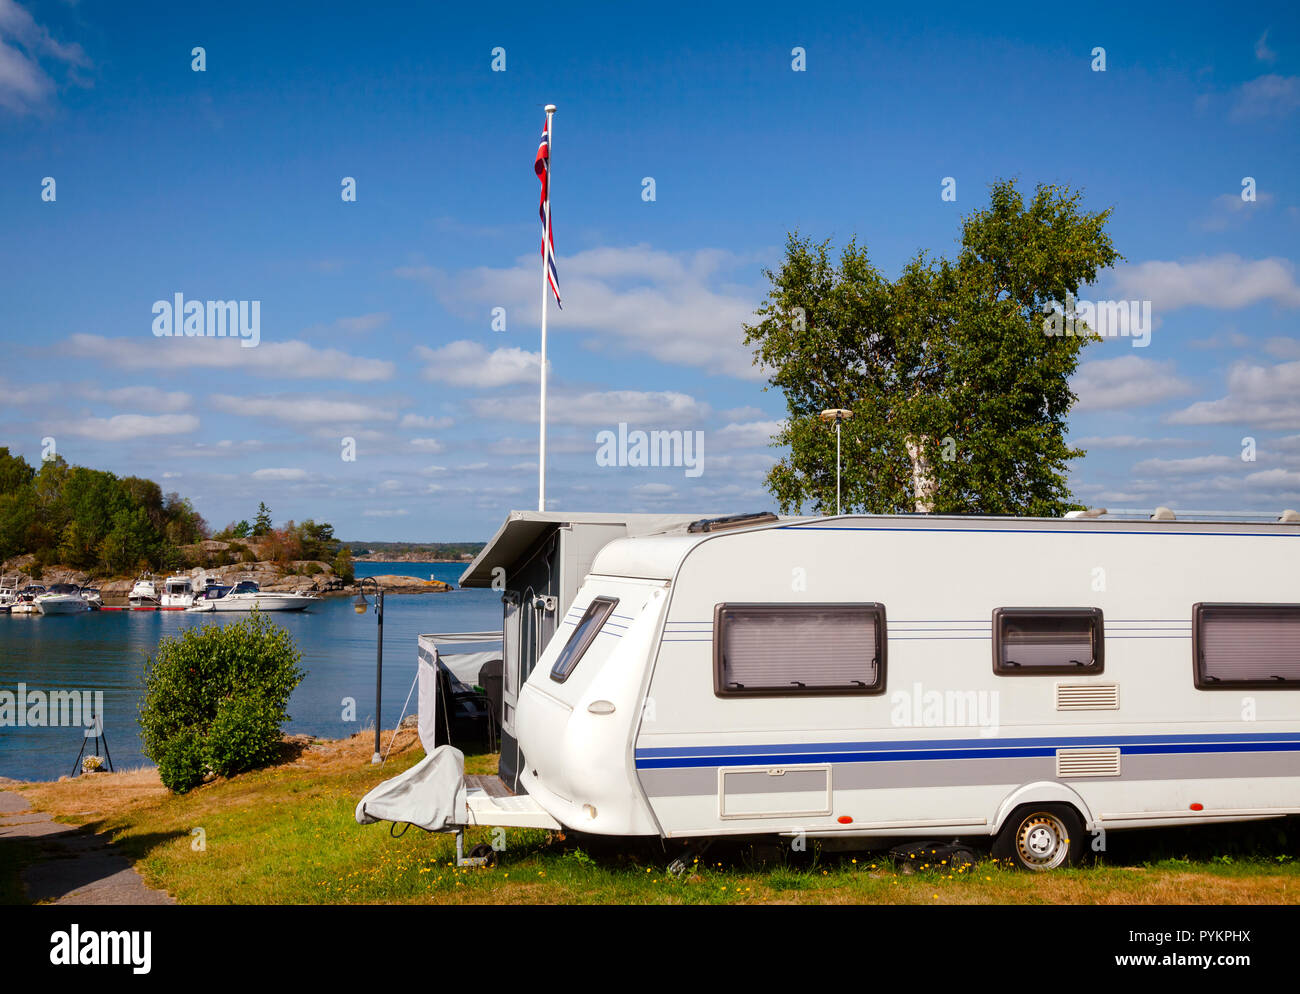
[1056,683,1120,710]
[687,512,778,534]
[1056,748,1121,778]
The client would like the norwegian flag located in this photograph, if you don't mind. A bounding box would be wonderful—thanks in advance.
[535,115,562,307]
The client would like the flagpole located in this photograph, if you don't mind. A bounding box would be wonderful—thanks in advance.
[538,103,555,513]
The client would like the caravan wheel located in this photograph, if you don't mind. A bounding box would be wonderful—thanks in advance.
[993,804,1083,872]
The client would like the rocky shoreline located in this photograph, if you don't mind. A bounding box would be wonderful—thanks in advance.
[1,539,454,605]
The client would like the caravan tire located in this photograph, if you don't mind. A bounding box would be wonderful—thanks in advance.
[993,804,1084,872]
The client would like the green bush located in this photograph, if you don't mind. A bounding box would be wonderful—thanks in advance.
[158,730,207,794]
[207,695,282,777]
[139,614,304,793]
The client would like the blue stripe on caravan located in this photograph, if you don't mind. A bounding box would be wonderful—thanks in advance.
[634,732,1300,768]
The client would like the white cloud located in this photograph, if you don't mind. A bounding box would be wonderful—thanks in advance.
[1109,255,1300,311]
[1264,337,1300,359]
[401,245,767,379]
[409,437,444,452]
[334,312,389,334]
[469,389,712,427]
[1071,356,1193,411]
[1073,435,1194,450]
[210,394,397,425]
[251,467,308,481]
[399,413,454,430]
[713,420,783,448]
[415,341,542,388]
[1131,455,1245,475]
[48,413,200,441]
[488,435,589,456]
[362,508,410,518]
[0,0,89,115]
[1245,468,1300,487]
[1255,29,1276,63]
[87,385,192,413]
[69,334,395,382]
[1196,192,1276,231]
[1231,74,1300,119]
[1166,359,1300,429]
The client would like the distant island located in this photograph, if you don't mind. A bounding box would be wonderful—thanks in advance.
[343,541,485,562]
[0,447,483,594]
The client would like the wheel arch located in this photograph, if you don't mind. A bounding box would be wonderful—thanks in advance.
[991,781,1097,835]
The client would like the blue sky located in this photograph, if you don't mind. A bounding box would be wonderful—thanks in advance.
[2,0,1298,539]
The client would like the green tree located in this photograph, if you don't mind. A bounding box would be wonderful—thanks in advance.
[0,448,34,495]
[298,519,337,561]
[331,545,355,584]
[744,179,1121,516]
[0,491,35,562]
[99,507,159,574]
[253,502,273,536]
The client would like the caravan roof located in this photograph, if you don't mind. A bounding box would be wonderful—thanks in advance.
[589,511,1300,582]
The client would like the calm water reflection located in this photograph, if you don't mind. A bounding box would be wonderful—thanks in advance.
[0,563,500,781]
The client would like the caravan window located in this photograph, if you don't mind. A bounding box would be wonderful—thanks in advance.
[713,603,886,697]
[1194,604,1300,689]
[993,608,1103,675]
[549,596,619,684]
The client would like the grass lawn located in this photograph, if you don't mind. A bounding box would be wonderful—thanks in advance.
[9,729,1300,905]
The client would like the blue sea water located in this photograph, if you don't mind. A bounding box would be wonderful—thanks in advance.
[0,562,501,781]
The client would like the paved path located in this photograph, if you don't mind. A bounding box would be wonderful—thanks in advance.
[0,789,174,905]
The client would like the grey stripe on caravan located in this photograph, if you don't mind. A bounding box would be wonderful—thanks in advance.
[637,752,1300,798]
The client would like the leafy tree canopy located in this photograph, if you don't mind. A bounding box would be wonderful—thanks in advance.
[743,179,1121,516]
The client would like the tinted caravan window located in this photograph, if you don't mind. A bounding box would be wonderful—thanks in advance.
[993,608,1103,675]
[549,596,619,684]
[1194,604,1300,689]
[714,603,886,697]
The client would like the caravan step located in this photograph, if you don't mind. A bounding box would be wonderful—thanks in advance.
[464,788,561,830]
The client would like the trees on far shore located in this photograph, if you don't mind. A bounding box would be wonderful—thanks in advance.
[0,450,209,576]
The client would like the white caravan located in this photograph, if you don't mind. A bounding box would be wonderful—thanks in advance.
[360,510,1300,871]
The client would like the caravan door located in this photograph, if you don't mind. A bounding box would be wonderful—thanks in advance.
[502,592,521,737]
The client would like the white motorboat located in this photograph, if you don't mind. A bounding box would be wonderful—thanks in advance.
[0,575,18,613]
[36,583,88,614]
[187,579,318,613]
[161,574,196,609]
[128,572,160,608]
[81,586,104,610]
[11,584,45,614]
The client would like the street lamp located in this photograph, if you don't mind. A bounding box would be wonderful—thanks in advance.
[353,576,385,764]
[819,409,854,516]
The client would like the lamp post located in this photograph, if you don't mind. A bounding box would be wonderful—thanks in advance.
[819,408,854,516]
[353,576,385,764]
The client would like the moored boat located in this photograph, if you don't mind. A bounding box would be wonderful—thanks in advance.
[161,574,196,609]
[0,575,18,614]
[186,579,318,612]
[128,572,160,608]
[10,585,46,614]
[36,583,88,614]
[81,586,104,610]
